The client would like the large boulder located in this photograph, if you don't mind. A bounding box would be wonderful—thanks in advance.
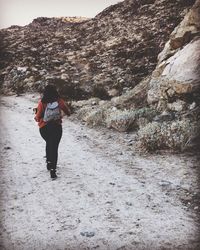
[148,0,200,108]
[148,38,200,107]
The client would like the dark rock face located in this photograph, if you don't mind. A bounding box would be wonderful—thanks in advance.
[0,0,195,99]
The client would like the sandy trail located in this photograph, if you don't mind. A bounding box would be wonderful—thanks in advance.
[0,94,199,250]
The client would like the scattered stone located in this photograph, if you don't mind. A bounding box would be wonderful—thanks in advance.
[189,102,196,110]
[80,231,95,237]
[158,180,172,187]
[126,202,133,206]
[88,193,94,197]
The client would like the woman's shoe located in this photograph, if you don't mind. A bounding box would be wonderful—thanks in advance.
[50,169,57,180]
[46,162,52,171]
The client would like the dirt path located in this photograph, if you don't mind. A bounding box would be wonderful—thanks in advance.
[0,94,199,250]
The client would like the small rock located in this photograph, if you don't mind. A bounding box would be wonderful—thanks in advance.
[91,101,97,105]
[194,206,199,210]
[158,180,172,187]
[126,202,133,206]
[88,193,94,197]
[126,59,131,64]
[127,139,133,143]
[80,231,95,237]
[17,66,28,72]
[112,107,117,111]
[4,146,11,150]
[189,102,196,110]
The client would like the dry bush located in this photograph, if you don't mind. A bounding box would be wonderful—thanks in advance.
[106,107,158,132]
[138,119,198,151]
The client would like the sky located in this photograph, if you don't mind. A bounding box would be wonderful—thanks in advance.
[0,0,123,29]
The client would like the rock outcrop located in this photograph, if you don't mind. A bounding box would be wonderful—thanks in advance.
[148,0,200,109]
[140,0,200,151]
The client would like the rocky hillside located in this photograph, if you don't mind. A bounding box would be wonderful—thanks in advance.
[73,0,200,152]
[0,0,195,99]
[0,0,199,152]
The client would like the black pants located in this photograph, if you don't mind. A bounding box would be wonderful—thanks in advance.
[40,123,62,169]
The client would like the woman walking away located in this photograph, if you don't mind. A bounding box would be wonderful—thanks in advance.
[34,85,71,180]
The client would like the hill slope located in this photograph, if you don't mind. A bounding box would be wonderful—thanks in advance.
[0,0,195,99]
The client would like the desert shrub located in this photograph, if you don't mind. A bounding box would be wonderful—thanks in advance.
[76,102,158,132]
[106,109,136,132]
[85,108,109,127]
[92,85,110,100]
[76,106,94,121]
[138,119,198,151]
[106,107,158,132]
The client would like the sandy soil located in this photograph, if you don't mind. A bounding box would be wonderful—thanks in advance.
[0,94,199,250]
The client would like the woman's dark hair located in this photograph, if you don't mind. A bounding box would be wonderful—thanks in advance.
[41,85,60,103]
